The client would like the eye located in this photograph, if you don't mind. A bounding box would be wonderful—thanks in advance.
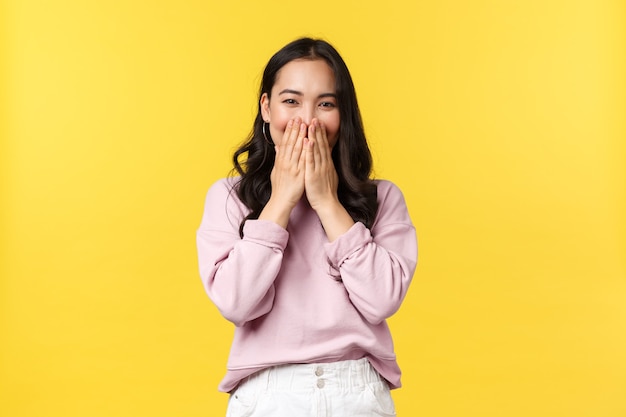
[319,101,336,108]
[282,99,298,105]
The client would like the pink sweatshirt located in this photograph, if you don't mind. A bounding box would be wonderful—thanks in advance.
[196,177,417,393]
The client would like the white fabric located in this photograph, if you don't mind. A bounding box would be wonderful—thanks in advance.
[225,358,396,417]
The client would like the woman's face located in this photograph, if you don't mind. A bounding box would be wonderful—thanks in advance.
[261,59,340,147]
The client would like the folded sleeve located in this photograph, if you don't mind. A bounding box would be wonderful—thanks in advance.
[196,179,289,327]
[324,181,417,325]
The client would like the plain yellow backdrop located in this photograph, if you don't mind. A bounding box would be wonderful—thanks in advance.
[1,0,625,416]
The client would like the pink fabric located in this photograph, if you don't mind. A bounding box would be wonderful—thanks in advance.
[197,177,417,392]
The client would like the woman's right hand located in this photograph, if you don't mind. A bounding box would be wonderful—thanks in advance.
[258,118,307,228]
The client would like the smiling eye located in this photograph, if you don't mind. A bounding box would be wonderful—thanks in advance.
[283,99,298,105]
[319,102,336,108]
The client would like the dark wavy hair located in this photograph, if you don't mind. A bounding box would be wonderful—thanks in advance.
[233,38,378,237]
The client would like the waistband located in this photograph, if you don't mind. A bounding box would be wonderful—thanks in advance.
[235,358,386,394]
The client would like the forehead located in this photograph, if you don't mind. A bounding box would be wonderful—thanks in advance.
[273,59,336,93]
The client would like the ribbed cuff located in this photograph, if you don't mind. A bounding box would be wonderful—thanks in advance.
[324,222,372,267]
[242,219,289,250]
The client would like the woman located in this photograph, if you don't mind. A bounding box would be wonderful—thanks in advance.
[197,37,417,417]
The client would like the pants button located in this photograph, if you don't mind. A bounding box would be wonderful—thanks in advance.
[317,379,325,389]
[315,366,324,377]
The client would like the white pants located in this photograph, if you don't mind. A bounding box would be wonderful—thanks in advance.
[225,358,396,417]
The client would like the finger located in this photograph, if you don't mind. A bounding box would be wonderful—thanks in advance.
[316,120,330,156]
[278,119,294,161]
[311,120,324,163]
[309,123,322,170]
[288,117,303,144]
[301,138,311,172]
[282,118,301,159]
[291,121,307,163]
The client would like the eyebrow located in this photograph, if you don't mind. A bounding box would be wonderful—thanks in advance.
[278,89,337,99]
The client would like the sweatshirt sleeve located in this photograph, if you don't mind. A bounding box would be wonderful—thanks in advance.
[196,179,289,327]
[324,181,417,325]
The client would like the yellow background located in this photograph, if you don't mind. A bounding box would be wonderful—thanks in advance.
[1,0,625,416]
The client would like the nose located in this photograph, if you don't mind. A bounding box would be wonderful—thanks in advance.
[299,104,315,126]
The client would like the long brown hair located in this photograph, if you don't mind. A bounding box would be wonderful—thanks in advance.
[232,38,378,237]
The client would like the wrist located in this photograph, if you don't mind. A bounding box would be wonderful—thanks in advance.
[259,197,295,229]
[310,197,341,217]
[313,200,355,242]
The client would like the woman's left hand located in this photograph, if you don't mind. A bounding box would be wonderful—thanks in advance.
[304,119,355,241]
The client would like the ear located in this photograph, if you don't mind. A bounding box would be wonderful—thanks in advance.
[260,93,270,122]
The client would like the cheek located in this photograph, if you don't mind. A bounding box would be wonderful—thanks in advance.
[268,114,291,146]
